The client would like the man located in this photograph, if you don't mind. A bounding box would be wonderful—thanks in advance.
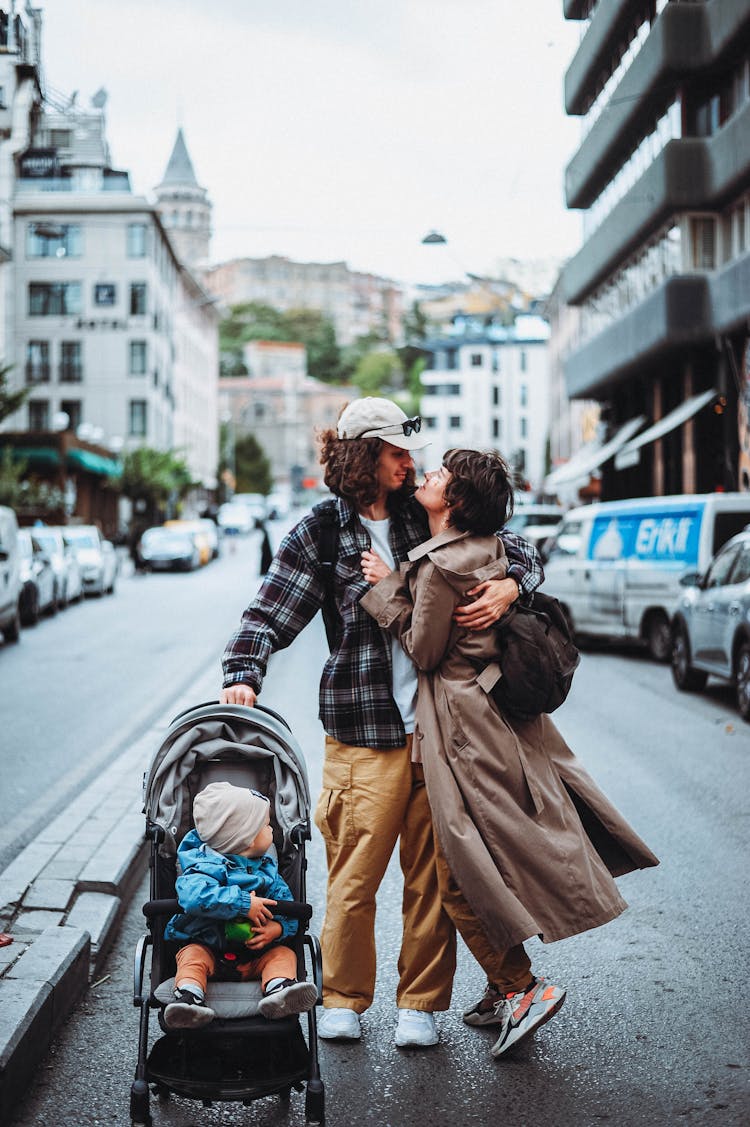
[220,398,543,1047]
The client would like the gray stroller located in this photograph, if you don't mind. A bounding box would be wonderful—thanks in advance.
[130,701,325,1126]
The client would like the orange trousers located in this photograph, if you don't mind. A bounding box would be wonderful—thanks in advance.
[175,942,297,993]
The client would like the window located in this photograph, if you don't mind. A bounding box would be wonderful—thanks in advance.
[26,223,82,258]
[423,416,437,427]
[520,417,528,438]
[690,216,717,270]
[129,399,147,437]
[28,399,49,430]
[59,399,82,431]
[471,352,483,367]
[520,350,527,373]
[94,283,116,306]
[126,223,147,258]
[26,341,50,384]
[492,419,501,439]
[28,283,82,316]
[731,544,750,585]
[492,386,501,407]
[705,544,741,588]
[520,384,528,408]
[60,341,82,383]
[130,282,147,315]
[449,416,462,429]
[129,340,147,375]
[49,129,72,148]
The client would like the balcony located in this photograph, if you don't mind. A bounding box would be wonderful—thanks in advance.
[563,102,750,304]
[25,364,50,385]
[563,275,710,399]
[59,365,83,384]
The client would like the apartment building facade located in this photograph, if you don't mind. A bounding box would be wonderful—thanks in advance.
[204,255,403,346]
[419,316,551,491]
[559,0,750,498]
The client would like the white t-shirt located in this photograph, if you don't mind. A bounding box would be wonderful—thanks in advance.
[360,515,417,733]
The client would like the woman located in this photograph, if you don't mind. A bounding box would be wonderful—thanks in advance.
[360,449,659,1058]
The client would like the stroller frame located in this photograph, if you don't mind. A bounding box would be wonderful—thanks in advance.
[130,702,325,1126]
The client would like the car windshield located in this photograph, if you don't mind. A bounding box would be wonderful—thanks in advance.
[32,532,58,552]
[65,533,99,549]
[142,529,190,547]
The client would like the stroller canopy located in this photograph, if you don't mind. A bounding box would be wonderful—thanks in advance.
[143,703,311,856]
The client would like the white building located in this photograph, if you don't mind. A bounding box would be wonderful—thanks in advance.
[419,315,551,492]
[1,92,219,490]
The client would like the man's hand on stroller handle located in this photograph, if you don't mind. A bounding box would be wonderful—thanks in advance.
[220,684,257,706]
[248,892,276,927]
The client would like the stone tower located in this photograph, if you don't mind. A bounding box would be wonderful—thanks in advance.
[154,128,211,269]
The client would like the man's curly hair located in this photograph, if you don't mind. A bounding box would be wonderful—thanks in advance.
[318,427,416,510]
[442,448,514,535]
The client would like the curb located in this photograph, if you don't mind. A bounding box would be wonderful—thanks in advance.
[0,659,222,1120]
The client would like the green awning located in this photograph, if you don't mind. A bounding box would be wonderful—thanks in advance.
[0,444,62,468]
[66,448,122,477]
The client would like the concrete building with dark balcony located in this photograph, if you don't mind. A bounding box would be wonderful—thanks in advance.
[559,0,750,498]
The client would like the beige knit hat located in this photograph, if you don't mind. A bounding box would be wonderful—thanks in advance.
[193,781,270,855]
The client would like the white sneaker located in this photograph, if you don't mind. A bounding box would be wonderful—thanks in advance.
[394,1008,438,1048]
[317,1007,361,1041]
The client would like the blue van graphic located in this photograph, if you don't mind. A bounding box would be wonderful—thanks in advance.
[588,507,703,567]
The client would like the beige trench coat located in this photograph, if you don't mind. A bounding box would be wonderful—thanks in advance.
[361,527,659,950]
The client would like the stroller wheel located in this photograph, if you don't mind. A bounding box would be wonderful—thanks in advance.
[130,1078,151,1127]
[305,1078,325,1125]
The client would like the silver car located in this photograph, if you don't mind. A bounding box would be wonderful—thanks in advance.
[32,527,84,607]
[671,528,750,722]
[61,525,118,596]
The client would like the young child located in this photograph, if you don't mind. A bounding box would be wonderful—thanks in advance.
[163,780,317,1029]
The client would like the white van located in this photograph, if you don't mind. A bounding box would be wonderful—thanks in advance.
[0,505,22,642]
[541,493,750,660]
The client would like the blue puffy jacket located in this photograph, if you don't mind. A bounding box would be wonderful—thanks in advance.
[164,828,298,951]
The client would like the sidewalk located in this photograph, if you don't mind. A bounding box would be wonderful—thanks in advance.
[0,659,222,1122]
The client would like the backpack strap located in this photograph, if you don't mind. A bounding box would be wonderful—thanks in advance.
[313,499,341,650]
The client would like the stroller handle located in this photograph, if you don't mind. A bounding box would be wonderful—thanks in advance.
[143,898,313,922]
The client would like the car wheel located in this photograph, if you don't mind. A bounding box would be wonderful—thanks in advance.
[735,641,750,723]
[644,611,671,662]
[59,582,69,610]
[3,603,21,643]
[671,623,708,692]
[47,588,59,616]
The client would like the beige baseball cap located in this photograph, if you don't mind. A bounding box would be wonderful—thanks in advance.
[337,398,430,451]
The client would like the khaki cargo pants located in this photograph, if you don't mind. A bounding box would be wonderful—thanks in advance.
[314,735,456,1013]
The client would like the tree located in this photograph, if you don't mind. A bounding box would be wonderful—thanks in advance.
[233,433,272,495]
[0,362,27,426]
[219,301,344,383]
[117,447,194,526]
[352,350,403,397]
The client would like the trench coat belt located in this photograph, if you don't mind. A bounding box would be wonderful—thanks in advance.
[476,662,545,817]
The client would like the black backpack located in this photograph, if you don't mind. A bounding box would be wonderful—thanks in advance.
[313,500,341,650]
[489,592,580,721]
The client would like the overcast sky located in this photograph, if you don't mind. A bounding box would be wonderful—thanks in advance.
[41,0,583,284]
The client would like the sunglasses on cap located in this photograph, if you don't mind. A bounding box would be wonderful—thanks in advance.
[369,415,422,438]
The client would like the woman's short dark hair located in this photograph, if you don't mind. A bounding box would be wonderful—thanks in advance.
[318,427,415,509]
[442,448,514,535]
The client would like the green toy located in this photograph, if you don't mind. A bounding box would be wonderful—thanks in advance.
[224,919,254,942]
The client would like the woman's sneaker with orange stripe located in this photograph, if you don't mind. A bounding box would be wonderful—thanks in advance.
[490,977,566,1058]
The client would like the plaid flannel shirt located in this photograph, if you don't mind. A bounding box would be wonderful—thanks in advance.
[222,494,543,750]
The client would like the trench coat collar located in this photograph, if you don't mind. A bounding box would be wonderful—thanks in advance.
[407,525,470,562]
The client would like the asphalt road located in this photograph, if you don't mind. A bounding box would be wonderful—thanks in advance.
[5,532,750,1126]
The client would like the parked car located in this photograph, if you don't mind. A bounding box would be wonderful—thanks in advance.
[671,526,750,722]
[217,502,255,536]
[31,526,84,607]
[266,490,292,520]
[232,492,268,521]
[18,529,58,624]
[505,504,564,553]
[164,518,218,562]
[0,505,22,642]
[61,525,118,596]
[138,526,202,571]
[541,493,750,661]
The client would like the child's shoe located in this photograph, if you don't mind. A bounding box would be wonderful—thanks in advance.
[258,978,318,1020]
[164,986,215,1029]
[490,977,566,1057]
